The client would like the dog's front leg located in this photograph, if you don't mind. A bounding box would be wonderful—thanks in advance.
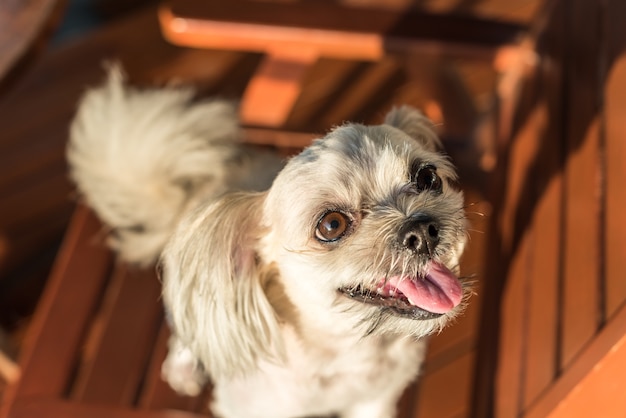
[161,335,208,396]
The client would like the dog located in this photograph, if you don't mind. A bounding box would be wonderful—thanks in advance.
[67,67,468,418]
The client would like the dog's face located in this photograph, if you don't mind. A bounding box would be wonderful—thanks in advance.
[162,107,467,379]
[262,108,467,338]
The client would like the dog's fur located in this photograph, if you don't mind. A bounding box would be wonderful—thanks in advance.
[68,68,468,418]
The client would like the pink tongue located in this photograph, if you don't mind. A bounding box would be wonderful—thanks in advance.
[384,262,463,314]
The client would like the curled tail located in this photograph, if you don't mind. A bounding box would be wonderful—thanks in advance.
[67,66,240,265]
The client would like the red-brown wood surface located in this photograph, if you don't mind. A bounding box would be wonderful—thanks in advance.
[495,232,529,418]
[160,0,523,60]
[287,59,364,129]
[544,326,626,418]
[239,49,318,127]
[560,116,601,369]
[548,333,626,418]
[522,150,561,409]
[603,0,626,321]
[484,0,626,417]
[70,265,163,405]
[0,2,568,418]
[518,14,565,403]
[525,302,626,418]
[158,0,523,129]
[416,352,475,418]
[319,56,401,127]
[1,206,113,414]
[9,398,205,418]
[559,0,603,369]
[1,205,213,417]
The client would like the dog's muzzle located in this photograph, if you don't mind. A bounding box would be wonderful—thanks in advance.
[339,260,463,320]
[340,285,443,320]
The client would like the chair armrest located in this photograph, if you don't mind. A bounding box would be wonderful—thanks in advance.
[159,0,525,60]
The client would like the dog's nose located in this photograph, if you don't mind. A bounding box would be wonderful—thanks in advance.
[398,214,440,256]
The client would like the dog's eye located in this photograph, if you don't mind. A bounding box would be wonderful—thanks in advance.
[315,211,350,242]
[414,165,442,193]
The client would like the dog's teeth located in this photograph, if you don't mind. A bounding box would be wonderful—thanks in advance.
[408,298,417,306]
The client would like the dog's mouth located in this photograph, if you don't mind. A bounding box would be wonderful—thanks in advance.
[339,261,463,320]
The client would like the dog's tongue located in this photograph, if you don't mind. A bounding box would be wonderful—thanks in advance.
[384,262,463,314]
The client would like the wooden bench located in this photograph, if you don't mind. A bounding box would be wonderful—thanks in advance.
[1,206,212,418]
[473,1,626,417]
[0,1,543,417]
[159,0,523,128]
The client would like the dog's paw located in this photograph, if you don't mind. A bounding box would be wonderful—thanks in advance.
[161,344,207,397]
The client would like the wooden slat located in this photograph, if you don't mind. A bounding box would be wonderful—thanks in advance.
[544,332,626,418]
[415,352,475,418]
[518,96,561,409]
[477,3,565,415]
[287,59,365,130]
[498,105,547,261]
[559,0,603,369]
[140,49,245,91]
[513,8,567,403]
[525,302,626,418]
[319,57,401,127]
[522,174,561,409]
[603,0,626,320]
[560,116,602,368]
[467,36,547,418]
[9,398,205,418]
[159,0,524,61]
[70,265,163,405]
[403,59,478,139]
[239,48,318,127]
[495,232,530,418]
[0,206,113,414]
[480,94,556,418]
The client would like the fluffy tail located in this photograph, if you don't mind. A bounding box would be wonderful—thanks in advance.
[67,66,240,265]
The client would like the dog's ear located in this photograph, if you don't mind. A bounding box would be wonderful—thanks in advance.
[161,192,283,380]
[384,106,442,152]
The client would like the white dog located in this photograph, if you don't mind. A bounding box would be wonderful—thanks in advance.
[68,68,468,418]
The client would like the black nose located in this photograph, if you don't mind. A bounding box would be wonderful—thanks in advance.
[398,214,440,256]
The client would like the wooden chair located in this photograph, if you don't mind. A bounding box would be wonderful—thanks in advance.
[0,2,534,417]
[159,0,523,129]
[473,0,626,417]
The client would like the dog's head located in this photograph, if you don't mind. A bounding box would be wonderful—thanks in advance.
[162,106,468,379]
